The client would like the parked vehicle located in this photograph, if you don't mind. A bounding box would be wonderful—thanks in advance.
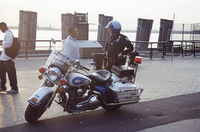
[24,39,143,123]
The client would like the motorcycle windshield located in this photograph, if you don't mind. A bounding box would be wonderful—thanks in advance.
[45,42,71,73]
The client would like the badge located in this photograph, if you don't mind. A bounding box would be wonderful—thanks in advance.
[117,36,121,42]
[125,37,130,41]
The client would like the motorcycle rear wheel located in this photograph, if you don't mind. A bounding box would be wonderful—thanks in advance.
[25,100,48,123]
[102,104,121,111]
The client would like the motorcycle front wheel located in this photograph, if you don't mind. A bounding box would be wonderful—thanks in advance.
[25,99,48,123]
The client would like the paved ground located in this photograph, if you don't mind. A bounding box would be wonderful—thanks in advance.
[0,55,200,131]
[0,92,200,132]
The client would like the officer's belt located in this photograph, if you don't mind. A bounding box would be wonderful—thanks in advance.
[107,57,117,63]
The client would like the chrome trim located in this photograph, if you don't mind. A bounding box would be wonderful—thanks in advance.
[64,92,69,111]
[140,87,144,94]
[93,90,141,106]
[41,69,62,85]
[47,67,62,82]
[75,94,97,108]
[44,85,60,110]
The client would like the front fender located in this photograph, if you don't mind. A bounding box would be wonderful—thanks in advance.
[28,87,53,107]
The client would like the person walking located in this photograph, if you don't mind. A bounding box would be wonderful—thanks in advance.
[105,21,133,71]
[0,22,19,94]
[64,26,79,63]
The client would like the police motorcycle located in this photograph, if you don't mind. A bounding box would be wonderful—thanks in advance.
[24,39,143,123]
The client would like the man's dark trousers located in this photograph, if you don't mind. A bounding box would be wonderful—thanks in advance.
[0,59,18,90]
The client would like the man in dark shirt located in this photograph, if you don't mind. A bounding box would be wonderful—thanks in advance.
[105,21,133,71]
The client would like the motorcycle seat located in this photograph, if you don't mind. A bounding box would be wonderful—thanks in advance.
[89,70,111,83]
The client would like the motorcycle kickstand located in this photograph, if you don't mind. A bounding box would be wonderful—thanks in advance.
[72,113,83,124]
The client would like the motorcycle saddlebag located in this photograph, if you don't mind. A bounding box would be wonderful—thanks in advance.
[111,65,134,78]
[109,82,140,103]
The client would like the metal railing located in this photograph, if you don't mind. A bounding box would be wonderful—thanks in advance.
[98,40,168,59]
[0,39,60,59]
[172,40,200,57]
[98,40,200,59]
[1,39,200,59]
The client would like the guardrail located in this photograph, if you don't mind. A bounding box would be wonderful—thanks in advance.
[0,39,60,59]
[1,39,200,59]
[172,40,200,57]
[98,40,200,59]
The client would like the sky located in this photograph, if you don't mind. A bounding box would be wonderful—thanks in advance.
[0,0,200,30]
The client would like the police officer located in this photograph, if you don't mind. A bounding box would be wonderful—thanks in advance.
[105,21,133,71]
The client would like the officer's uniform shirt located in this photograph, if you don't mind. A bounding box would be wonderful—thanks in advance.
[105,33,133,58]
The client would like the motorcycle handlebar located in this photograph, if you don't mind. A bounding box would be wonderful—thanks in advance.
[81,65,90,71]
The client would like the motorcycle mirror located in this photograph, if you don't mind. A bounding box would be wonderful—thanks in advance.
[51,38,56,44]
[74,60,80,66]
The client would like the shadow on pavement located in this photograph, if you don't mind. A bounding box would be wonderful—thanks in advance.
[0,92,200,132]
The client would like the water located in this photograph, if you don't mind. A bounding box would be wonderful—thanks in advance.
[0,30,159,41]
[0,29,191,48]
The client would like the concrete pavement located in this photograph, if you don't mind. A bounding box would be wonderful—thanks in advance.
[0,56,200,131]
[138,118,200,132]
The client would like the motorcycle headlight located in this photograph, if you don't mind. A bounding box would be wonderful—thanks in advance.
[47,67,62,82]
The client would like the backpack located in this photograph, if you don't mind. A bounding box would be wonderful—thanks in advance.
[5,32,20,59]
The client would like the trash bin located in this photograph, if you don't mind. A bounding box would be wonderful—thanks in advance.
[92,53,105,70]
[128,52,139,66]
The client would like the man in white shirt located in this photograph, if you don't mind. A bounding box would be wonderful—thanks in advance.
[0,22,18,94]
[64,27,79,62]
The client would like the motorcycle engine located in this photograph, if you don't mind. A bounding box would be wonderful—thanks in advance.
[77,88,84,96]
[68,85,88,104]
[67,85,100,111]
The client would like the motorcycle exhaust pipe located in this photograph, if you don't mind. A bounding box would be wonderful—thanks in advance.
[64,92,69,111]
